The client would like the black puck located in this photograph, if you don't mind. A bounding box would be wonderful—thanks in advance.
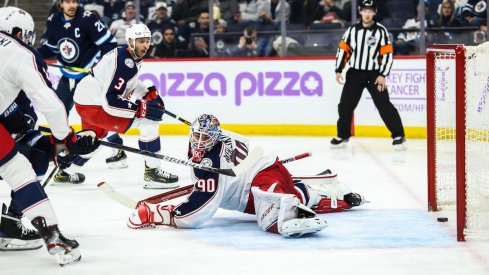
[437,217,448,222]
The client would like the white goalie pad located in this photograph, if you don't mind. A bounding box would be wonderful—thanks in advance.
[251,187,327,237]
[293,172,352,209]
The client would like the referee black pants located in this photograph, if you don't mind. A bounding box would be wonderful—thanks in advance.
[336,69,405,139]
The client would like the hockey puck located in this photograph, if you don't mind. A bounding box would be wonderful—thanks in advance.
[437,217,448,222]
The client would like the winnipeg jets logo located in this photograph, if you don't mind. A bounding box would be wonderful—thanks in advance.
[58,38,80,63]
[125,58,134,68]
[152,31,163,45]
[367,35,377,47]
[475,1,486,13]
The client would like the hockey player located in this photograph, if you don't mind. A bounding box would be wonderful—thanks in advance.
[72,23,179,189]
[0,7,99,265]
[128,114,365,237]
[37,0,121,183]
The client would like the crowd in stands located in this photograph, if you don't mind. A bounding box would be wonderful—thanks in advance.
[44,0,487,57]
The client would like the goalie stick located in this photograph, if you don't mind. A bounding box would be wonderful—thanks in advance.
[98,152,313,208]
[100,141,263,177]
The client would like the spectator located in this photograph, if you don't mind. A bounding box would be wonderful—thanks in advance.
[151,26,184,58]
[431,0,462,43]
[103,0,125,23]
[231,26,271,57]
[270,36,300,56]
[180,10,210,47]
[395,1,431,55]
[261,0,291,25]
[218,0,240,23]
[289,0,319,27]
[215,19,233,57]
[238,0,271,24]
[313,0,349,24]
[461,0,487,27]
[171,0,209,27]
[148,3,179,57]
[109,1,137,45]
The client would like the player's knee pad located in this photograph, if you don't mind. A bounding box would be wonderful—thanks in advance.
[252,187,326,237]
[0,153,37,190]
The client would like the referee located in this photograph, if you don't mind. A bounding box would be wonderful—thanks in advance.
[331,0,406,151]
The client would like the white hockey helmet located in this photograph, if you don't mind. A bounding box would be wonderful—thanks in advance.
[125,23,151,44]
[0,7,35,45]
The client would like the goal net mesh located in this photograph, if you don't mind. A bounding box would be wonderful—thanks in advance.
[433,42,489,237]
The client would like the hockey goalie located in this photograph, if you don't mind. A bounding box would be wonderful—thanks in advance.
[128,114,366,237]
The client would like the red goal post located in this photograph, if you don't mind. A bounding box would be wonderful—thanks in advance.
[426,43,489,242]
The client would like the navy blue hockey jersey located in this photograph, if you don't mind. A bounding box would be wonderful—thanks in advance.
[38,9,116,79]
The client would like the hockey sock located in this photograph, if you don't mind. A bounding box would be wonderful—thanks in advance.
[139,137,161,168]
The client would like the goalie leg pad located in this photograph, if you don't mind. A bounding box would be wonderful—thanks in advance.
[252,187,326,237]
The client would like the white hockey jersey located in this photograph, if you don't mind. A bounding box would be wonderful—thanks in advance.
[173,130,277,228]
[0,31,70,139]
[74,45,147,119]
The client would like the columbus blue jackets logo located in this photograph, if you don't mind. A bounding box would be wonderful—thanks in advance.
[125,58,134,68]
[58,38,80,63]
[201,158,213,167]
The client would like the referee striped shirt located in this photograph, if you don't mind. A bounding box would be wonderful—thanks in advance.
[335,22,394,76]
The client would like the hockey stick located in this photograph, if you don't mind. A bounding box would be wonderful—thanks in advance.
[164,110,191,126]
[98,152,313,208]
[47,63,90,73]
[42,166,59,188]
[100,140,263,177]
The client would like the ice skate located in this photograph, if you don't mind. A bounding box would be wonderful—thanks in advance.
[31,217,81,266]
[392,136,407,151]
[53,169,85,184]
[105,149,128,169]
[143,165,179,189]
[330,137,349,149]
[0,204,43,251]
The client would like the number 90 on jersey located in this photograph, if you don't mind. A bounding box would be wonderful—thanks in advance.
[196,178,216,192]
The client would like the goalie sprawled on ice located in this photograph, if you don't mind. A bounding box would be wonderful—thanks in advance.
[128,114,366,237]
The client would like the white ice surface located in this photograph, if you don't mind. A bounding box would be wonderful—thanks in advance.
[1,136,489,275]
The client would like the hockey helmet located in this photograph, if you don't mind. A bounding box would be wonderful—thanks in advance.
[125,23,151,44]
[0,7,35,45]
[189,114,222,161]
[358,0,377,12]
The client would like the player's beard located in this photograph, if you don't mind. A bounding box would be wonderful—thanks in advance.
[64,8,76,19]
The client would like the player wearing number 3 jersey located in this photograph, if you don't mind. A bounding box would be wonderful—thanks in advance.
[128,114,367,237]
[72,23,179,189]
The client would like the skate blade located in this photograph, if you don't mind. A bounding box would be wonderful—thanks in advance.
[0,238,43,251]
[57,248,82,267]
[107,161,129,169]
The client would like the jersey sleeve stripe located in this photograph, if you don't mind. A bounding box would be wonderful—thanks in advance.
[95,31,113,45]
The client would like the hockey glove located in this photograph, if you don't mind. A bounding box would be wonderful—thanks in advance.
[56,152,76,170]
[51,129,100,159]
[0,103,36,140]
[135,99,164,121]
[144,86,165,107]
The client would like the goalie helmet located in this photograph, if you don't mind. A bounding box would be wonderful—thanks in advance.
[0,7,35,46]
[189,114,222,162]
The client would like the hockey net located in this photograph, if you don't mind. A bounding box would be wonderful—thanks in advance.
[427,42,489,241]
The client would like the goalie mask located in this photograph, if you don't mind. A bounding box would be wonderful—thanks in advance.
[0,7,36,46]
[189,114,222,162]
